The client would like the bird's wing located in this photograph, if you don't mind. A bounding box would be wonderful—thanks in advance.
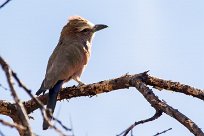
[37,38,64,92]
[43,39,87,89]
[46,38,63,71]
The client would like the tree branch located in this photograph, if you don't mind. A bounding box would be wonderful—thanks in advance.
[0,129,5,136]
[1,55,203,135]
[0,0,11,9]
[117,110,162,136]
[153,128,172,136]
[0,56,33,136]
[130,78,204,136]
[0,118,25,131]
[0,56,71,136]
[142,74,204,101]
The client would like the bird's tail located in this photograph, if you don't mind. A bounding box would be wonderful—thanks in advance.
[36,80,46,96]
[36,89,46,96]
[43,80,63,130]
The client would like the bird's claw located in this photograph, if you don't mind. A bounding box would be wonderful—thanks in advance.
[77,81,85,87]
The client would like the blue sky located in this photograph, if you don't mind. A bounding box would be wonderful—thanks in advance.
[0,0,204,136]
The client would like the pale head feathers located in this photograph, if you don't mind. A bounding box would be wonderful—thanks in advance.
[67,16,94,32]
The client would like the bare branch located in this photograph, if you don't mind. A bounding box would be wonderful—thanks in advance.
[69,117,75,136]
[11,71,32,96]
[25,73,135,114]
[12,65,68,133]
[12,71,71,134]
[130,79,204,136]
[0,83,8,90]
[142,74,204,100]
[2,56,71,135]
[0,0,11,9]
[22,72,203,135]
[117,110,162,136]
[52,116,72,131]
[0,56,33,136]
[0,56,203,136]
[0,118,26,130]
[41,109,70,136]
[0,129,5,136]
[153,128,172,136]
[0,100,16,117]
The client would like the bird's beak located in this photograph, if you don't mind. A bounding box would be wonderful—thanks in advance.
[93,24,108,32]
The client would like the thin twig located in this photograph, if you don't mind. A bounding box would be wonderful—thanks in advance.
[153,128,172,136]
[53,116,72,131]
[116,110,162,136]
[0,118,25,130]
[130,129,133,136]
[0,129,5,136]
[0,56,33,136]
[69,117,75,136]
[12,71,32,95]
[0,0,11,9]
[0,83,8,90]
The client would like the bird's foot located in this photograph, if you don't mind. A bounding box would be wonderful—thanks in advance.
[77,81,85,87]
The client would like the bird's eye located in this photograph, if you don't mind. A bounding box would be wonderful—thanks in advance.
[81,28,90,32]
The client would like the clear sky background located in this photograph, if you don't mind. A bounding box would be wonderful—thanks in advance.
[0,0,204,136]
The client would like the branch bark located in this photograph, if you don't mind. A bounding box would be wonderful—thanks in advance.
[117,110,162,136]
[142,75,204,100]
[1,55,204,136]
[0,118,25,131]
[0,0,11,9]
[0,56,33,136]
[130,78,204,136]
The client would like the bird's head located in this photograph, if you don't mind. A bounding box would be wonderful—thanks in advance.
[67,16,108,33]
[61,16,108,43]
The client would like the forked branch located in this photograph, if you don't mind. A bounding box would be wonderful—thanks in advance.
[0,56,203,136]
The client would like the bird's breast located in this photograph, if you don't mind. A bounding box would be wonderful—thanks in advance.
[81,41,91,65]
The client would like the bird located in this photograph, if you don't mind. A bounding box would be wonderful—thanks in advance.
[35,16,108,130]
